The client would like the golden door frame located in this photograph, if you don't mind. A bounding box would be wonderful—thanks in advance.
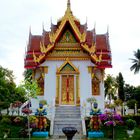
[56,60,80,106]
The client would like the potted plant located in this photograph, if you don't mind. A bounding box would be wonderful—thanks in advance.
[87,97,96,109]
[126,119,136,137]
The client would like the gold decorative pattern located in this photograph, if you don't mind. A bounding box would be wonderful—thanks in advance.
[32,2,102,64]
[76,75,80,106]
[61,75,74,105]
[32,70,35,79]
[49,4,86,44]
[56,58,79,74]
[33,43,54,63]
[33,51,45,63]
[46,57,90,61]
[55,74,60,105]
[56,59,80,106]
[37,75,44,96]
[88,66,92,73]
[36,67,45,96]
[44,66,48,74]
[61,75,67,104]
[40,42,47,53]
[59,29,76,43]
[55,42,80,47]
[101,69,105,81]
[81,43,102,62]
[92,77,100,96]
[33,66,48,96]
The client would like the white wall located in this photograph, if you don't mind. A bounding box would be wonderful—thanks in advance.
[38,60,105,111]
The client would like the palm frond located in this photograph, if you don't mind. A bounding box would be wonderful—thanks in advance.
[130,49,140,74]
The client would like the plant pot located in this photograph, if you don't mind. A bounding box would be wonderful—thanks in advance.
[62,127,77,140]
[127,130,134,138]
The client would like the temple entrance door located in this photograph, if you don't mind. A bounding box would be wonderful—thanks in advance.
[55,60,80,106]
[61,75,75,105]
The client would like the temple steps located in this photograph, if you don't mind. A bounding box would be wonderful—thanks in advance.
[53,106,83,139]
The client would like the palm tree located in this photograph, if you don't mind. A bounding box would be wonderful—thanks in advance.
[130,49,140,74]
[105,75,118,104]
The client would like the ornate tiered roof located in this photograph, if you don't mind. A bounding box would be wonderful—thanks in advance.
[24,0,112,69]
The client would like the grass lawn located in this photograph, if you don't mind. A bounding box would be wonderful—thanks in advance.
[0,123,140,139]
[0,124,23,138]
[88,126,140,140]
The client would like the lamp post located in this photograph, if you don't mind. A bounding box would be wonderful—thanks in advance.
[27,112,30,140]
[22,105,32,140]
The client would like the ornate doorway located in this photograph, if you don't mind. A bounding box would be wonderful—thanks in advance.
[61,75,74,105]
[56,59,80,106]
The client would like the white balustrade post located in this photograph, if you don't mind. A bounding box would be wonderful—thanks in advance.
[135,103,137,115]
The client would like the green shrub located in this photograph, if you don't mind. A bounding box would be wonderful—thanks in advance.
[1,117,11,124]
[29,115,36,123]
[122,115,140,126]
[126,119,136,130]
[127,99,137,109]
[18,128,28,138]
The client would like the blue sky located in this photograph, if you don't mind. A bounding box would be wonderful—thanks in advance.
[0,0,140,86]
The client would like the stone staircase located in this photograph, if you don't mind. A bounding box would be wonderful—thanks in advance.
[53,106,83,139]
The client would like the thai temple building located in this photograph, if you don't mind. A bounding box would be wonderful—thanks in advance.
[24,0,112,137]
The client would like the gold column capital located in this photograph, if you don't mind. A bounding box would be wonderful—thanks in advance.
[44,66,48,74]
[87,66,92,73]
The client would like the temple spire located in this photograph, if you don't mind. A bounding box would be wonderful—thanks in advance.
[67,0,71,9]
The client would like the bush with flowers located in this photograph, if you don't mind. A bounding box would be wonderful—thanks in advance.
[12,101,23,115]
[98,110,123,139]
[29,116,37,129]
[99,112,123,127]
[13,116,24,125]
[22,108,32,115]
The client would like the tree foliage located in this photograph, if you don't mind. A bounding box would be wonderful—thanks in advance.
[19,78,41,99]
[23,69,33,81]
[134,86,140,108]
[0,65,26,114]
[0,66,16,105]
[124,84,135,100]
[116,72,125,101]
[127,99,137,109]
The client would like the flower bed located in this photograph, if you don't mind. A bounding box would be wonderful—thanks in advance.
[0,115,50,139]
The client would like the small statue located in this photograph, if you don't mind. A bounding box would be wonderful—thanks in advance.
[90,102,102,131]
[35,103,47,131]
[90,102,102,115]
[35,103,47,116]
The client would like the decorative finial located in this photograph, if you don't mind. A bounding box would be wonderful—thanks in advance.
[93,22,96,45]
[86,16,88,24]
[29,26,32,35]
[106,25,109,37]
[42,22,44,31]
[107,25,109,33]
[94,22,96,30]
[67,0,71,9]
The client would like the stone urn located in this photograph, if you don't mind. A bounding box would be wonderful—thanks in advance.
[127,130,134,138]
[62,127,77,140]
